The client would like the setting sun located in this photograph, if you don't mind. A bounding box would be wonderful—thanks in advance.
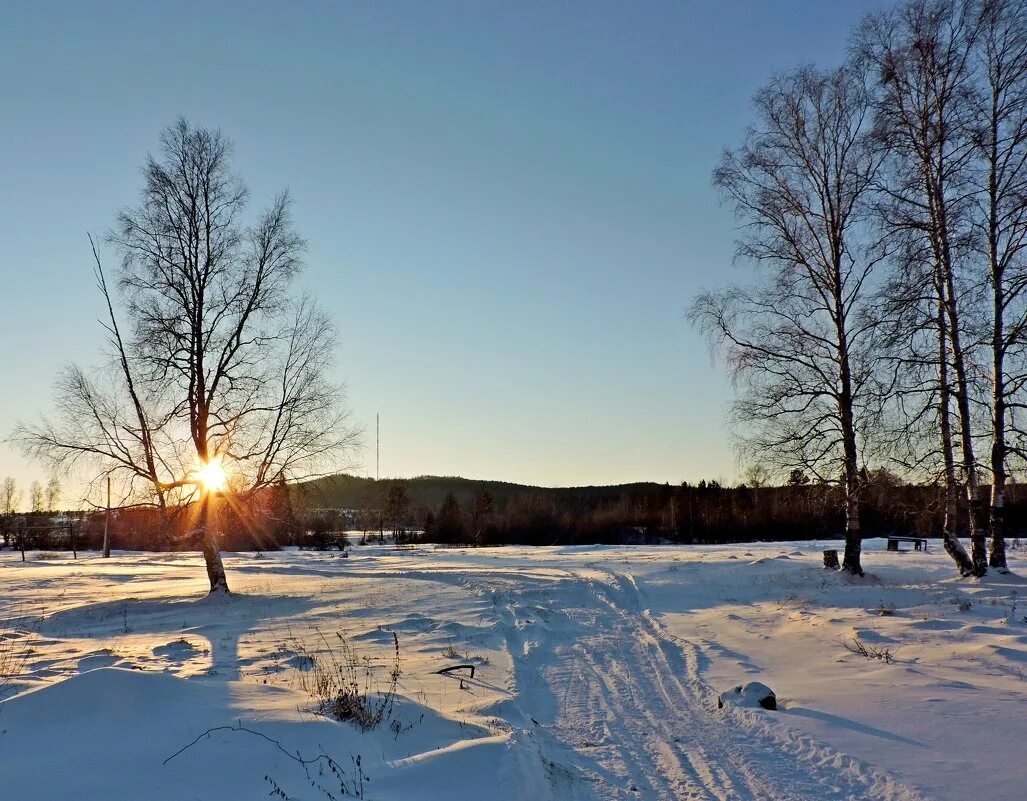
[193,456,228,493]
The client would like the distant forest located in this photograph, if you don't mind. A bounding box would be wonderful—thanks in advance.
[289,472,1027,546]
[8,472,1027,554]
[293,472,1027,548]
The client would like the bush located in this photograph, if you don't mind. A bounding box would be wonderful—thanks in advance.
[296,630,400,731]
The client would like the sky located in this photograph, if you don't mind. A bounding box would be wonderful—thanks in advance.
[0,0,886,505]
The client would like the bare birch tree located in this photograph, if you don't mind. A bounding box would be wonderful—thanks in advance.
[16,118,358,592]
[691,64,884,575]
[29,481,43,514]
[971,0,1027,571]
[859,0,989,573]
[44,477,61,513]
[0,479,19,516]
[1,478,20,547]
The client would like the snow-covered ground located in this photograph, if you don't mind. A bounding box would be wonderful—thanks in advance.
[1,540,1024,800]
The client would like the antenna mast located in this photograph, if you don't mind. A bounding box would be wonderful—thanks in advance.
[376,413,380,482]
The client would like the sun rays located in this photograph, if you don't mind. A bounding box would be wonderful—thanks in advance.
[192,456,228,495]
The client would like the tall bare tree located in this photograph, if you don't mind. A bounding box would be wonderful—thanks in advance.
[859,0,989,573]
[17,119,358,592]
[1,478,21,516]
[1,478,21,547]
[691,64,884,575]
[29,481,43,514]
[971,0,1027,571]
[44,476,61,513]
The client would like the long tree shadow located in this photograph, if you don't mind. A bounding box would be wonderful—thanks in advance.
[778,706,925,747]
[39,592,319,680]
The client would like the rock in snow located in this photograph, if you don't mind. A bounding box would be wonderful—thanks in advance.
[718,681,777,711]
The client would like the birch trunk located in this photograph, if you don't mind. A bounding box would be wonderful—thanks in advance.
[836,289,863,576]
[201,492,229,594]
[936,280,975,576]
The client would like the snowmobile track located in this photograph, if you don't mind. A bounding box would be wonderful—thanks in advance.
[451,565,929,801]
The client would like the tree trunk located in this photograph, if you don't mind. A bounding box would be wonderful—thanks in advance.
[841,471,862,576]
[989,293,1009,571]
[987,119,1009,572]
[989,441,1008,571]
[936,284,975,576]
[200,493,229,594]
[834,276,863,577]
[102,475,111,558]
[988,298,1008,568]
[950,352,985,572]
[933,195,985,576]
[839,372,863,576]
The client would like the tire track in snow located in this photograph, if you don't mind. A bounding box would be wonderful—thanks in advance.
[581,569,930,801]
[479,572,739,799]
[351,561,929,800]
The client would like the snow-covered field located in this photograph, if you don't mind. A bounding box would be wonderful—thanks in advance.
[1,540,1025,800]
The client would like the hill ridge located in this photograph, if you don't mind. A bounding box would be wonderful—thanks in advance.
[295,473,672,509]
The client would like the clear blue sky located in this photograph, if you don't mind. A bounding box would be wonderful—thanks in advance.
[0,0,884,503]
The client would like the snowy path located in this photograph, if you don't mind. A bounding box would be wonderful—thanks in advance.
[448,565,926,801]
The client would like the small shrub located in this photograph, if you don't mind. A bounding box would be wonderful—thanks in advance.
[1,607,42,702]
[842,637,894,663]
[297,630,400,731]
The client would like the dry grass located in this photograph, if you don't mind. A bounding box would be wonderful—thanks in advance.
[841,637,895,663]
[294,630,401,731]
[1,607,41,702]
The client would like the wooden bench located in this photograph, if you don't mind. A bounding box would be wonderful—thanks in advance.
[887,536,927,552]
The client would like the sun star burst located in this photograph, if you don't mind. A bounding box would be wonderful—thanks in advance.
[194,455,228,493]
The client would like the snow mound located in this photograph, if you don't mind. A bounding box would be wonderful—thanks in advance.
[718,681,777,711]
[0,667,529,801]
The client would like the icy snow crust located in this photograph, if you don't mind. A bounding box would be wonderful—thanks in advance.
[1,540,1024,800]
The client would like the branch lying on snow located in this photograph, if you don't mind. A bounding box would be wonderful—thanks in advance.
[434,664,476,679]
[164,721,323,766]
[164,721,368,798]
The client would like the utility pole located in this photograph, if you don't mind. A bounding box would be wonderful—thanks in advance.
[102,475,111,558]
[376,413,383,542]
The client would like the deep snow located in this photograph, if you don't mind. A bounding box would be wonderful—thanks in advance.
[1,540,1024,800]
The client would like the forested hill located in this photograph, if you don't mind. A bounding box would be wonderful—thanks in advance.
[294,473,670,510]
